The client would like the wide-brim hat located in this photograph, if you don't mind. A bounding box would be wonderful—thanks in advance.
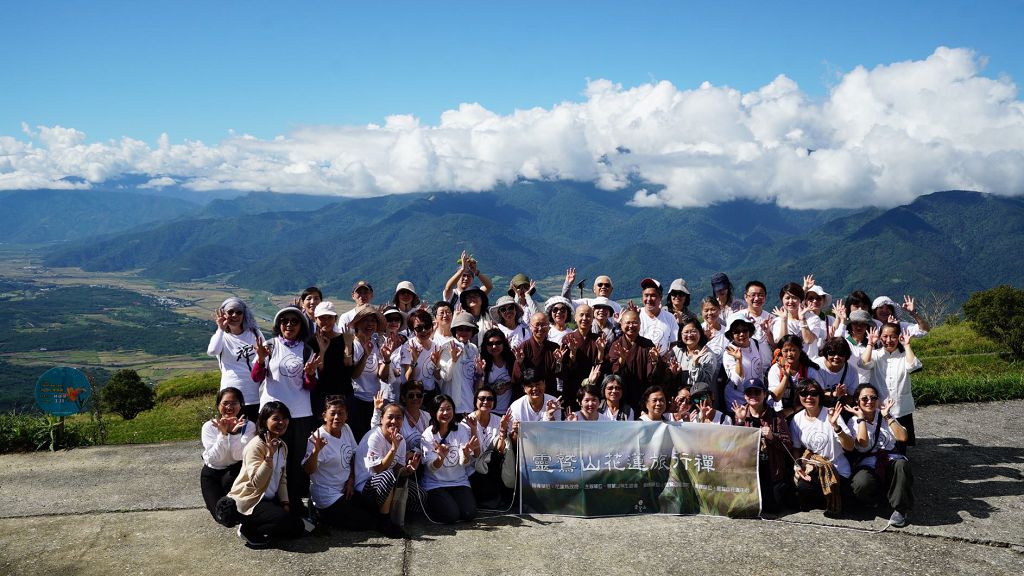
[847,309,874,326]
[392,280,421,308]
[710,272,732,293]
[590,296,616,312]
[350,304,385,332]
[489,295,524,324]
[668,278,690,295]
[872,296,898,312]
[450,311,480,335]
[380,305,408,332]
[459,287,489,313]
[544,296,574,314]
[507,273,535,296]
[724,317,756,341]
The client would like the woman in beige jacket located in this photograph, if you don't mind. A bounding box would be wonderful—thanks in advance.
[228,401,307,547]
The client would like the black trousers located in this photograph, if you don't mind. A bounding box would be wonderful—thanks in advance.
[316,495,376,530]
[424,485,476,524]
[238,498,304,544]
[280,415,315,504]
[851,458,914,513]
[200,463,242,522]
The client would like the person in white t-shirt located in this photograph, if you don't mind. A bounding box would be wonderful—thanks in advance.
[544,296,574,345]
[726,280,776,348]
[508,368,563,443]
[790,381,854,513]
[208,297,263,422]
[337,280,374,332]
[844,383,914,528]
[302,396,374,530]
[561,267,623,316]
[871,295,930,339]
[771,282,823,356]
[479,328,516,414]
[357,402,422,539]
[637,277,676,356]
[419,394,481,524]
[488,295,531,349]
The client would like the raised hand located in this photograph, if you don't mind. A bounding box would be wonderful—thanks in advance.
[253,339,271,365]
[834,382,847,400]
[462,434,480,458]
[803,274,815,291]
[880,398,894,419]
[731,400,748,423]
[463,413,478,433]
[310,428,327,452]
[430,345,443,367]
[772,306,786,320]
[315,329,331,354]
[899,328,912,346]
[231,415,247,434]
[725,345,742,360]
[867,327,880,347]
[588,363,602,383]
[626,300,639,313]
[499,411,513,436]
[545,397,562,420]
[902,295,916,314]
[512,344,525,364]
[698,397,715,422]
[391,431,404,452]
[567,411,578,421]
[433,441,450,462]
[450,341,462,363]
[213,415,236,435]
[475,355,486,375]
[304,353,321,376]
[373,389,386,412]
[831,302,846,323]
[648,345,661,364]
[827,403,844,427]
[668,355,681,375]
[215,309,231,331]
[565,267,576,286]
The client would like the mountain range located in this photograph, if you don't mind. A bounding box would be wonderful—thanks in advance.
[5,182,1022,307]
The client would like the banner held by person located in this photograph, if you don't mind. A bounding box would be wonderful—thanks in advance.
[519,421,761,517]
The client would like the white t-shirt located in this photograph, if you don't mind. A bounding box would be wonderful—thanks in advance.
[812,361,854,393]
[355,426,407,493]
[509,394,562,422]
[722,339,772,409]
[639,308,677,353]
[201,420,256,469]
[790,409,852,478]
[400,339,441,392]
[439,341,479,414]
[259,337,312,418]
[547,326,572,346]
[303,424,358,509]
[599,404,635,421]
[766,364,822,411]
[483,363,514,414]
[351,339,385,402]
[772,313,826,357]
[496,322,531,349]
[207,329,261,406]
[419,423,475,491]
[845,414,906,469]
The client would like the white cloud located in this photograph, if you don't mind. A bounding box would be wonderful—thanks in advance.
[2,47,1022,208]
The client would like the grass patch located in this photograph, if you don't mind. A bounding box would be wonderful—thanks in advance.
[154,371,219,402]
[912,323,1007,357]
[99,394,215,444]
[0,411,101,453]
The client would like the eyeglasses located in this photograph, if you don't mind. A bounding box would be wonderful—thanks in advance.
[746,293,766,300]
[279,317,302,327]
[859,395,879,403]
[676,396,692,403]
[413,324,432,333]
[799,389,821,398]
[405,392,424,399]
[477,396,495,403]
[219,400,240,407]
[486,340,503,347]
[605,385,622,391]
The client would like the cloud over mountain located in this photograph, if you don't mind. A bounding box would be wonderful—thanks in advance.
[2,47,1021,208]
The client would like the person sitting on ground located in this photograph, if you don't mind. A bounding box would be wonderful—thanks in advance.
[567,377,605,422]
[730,378,793,513]
[227,401,310,547]
[354,402,422,538]
[208,296,263,422]
[302,396,373,531]
[676,381,732,424]
[844,383,915,528]
[790,380,854,514]
[599,374,634,421]
[467,385,513,508]
[419,394,481,524]
[370,379,431,460]
[201,387,256,524]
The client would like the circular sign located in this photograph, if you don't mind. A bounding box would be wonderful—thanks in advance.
[35,367,92,416]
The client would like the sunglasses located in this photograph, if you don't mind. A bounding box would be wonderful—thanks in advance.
[405,392,424,399]
[279,317,302,327]
[486,340,503,347]
[413,324,432,332]
[476,396,495,403]
[499,305,516,313]
[859,395,879,403]
[691,394,709,404]
[799,389,821,398]
[225,309,244,316]
[596,282,612,288]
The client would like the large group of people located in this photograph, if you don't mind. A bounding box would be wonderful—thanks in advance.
[202,252,928,546]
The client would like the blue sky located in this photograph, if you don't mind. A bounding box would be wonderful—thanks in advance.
[3,1,1021,143]
[2,1,1022,207]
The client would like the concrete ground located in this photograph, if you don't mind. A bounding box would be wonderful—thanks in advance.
[1,400,1022,576]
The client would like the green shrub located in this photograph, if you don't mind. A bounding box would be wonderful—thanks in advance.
[101,369,155,420]
[0,411,96,453]
[155,371,220,402]
[963,285,1024,359]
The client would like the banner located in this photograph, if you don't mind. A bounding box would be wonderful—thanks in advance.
[519,421,761,517]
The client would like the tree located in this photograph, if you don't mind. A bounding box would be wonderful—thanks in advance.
[101,369,155,420]
[962,285,1024,359]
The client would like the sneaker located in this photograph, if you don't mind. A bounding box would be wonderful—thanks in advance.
[888,510,908,528]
